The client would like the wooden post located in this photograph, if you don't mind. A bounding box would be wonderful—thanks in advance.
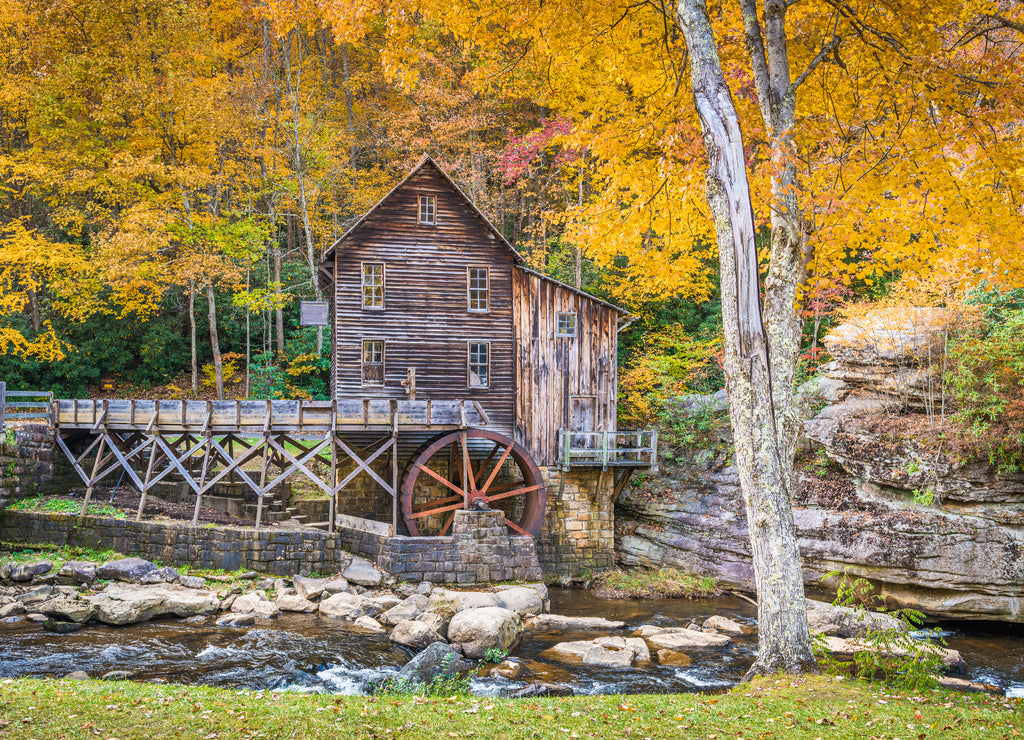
[601,430,609,470]
[255,434,270,531]
[136,432,160,522]
[391,406,399,533]
[328,400,337,534]
[80,434,106,516]
[650,429,659,472]
[0,381,6,431]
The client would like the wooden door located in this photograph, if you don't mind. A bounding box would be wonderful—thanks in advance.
[569,396,596,451]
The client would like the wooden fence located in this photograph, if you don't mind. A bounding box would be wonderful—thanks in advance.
[0,382,53,430]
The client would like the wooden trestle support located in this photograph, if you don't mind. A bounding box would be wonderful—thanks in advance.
[53,398,491,533]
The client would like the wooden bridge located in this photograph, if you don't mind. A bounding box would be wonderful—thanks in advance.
[53,398,491,533]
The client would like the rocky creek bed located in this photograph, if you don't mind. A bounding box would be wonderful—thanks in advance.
[1,556,1022,697]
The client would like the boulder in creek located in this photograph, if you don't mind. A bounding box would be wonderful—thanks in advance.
[140,567,180,584]
[96,558,157,583]
[323,577,353,595]
[353,615,386,633]
[488,659,526,679]
[489,586,544,616]
[429,588,499,613]
[392,641,475,686]
[379,594,429,626]
[44,619,86,634]
[38,594,96,624]
[342,557,383,587]
[292,575,326,601]
[805,599,904,638]
[655,649,692,666]
[701,616,746,635]
[821,635,965,671]
[351,594,402,619]
[416,611,449,638]
[216,612,255,627]
[509,682,574,698]
[542,636,649,668]
[10,561,52,582]
[645,628,731,651]
[0,601,26,618]
[90,584,220,625]
[526,614,626,631]
[57,562,96,585]
[16,585,53,606]
[63,670,91,680]
[275,594,317,613]
[230,591,280,619]
[447,607,523,659]
[318,592,364,619]
[390,619,447,650]
[177,575,206,590]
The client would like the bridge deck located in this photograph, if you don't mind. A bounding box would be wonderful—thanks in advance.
[55,398,490,434]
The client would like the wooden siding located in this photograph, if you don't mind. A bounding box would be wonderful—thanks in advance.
[513,269,619,465]
[332,163,516,436]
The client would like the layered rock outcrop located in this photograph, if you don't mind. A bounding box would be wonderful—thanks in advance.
[620,308,1024,622]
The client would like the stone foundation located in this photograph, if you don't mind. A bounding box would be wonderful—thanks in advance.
[0,422,74,510]
[534,466,616,578]
[0,508,543,583]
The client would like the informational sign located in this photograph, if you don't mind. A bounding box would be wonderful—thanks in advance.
[299,300,330,327]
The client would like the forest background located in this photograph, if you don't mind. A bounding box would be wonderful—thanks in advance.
[1,0,1022,443]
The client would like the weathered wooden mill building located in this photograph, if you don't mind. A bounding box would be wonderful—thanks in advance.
[317,155,656,575]
[47,156,655,580]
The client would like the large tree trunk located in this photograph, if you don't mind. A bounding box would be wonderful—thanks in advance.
[676,0,815,677]
[206,282,224,400]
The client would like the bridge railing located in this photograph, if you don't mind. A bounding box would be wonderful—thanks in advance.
[556,428,658,471]
[0,382,53,430]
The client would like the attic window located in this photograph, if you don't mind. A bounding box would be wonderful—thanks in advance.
[418,195,436,225]
[556,312,577,337]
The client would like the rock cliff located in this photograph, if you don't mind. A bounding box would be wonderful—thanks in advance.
[617,308,1024,622]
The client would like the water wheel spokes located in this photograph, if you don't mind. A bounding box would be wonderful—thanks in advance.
[401,429,545,537]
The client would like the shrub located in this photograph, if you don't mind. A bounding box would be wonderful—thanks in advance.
[945,306,1024,471]
[815,570,950,691]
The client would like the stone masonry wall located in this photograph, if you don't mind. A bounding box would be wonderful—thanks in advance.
[0,422,74,511]
[534,466,616,578]
[0,508,543,583]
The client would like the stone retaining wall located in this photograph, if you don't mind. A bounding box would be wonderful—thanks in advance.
[0,508,544,583]
[0,422,74,511]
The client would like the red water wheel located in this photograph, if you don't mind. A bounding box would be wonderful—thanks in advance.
[401,429,545,537]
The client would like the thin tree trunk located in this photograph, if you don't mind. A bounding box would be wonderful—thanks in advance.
[206,282,224,400]
[189,286,198,397]
[27,286,41,333]
[274,244,285,357]
[676,0,815,677]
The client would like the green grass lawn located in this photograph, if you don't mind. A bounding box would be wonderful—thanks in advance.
[0,675,1020,739]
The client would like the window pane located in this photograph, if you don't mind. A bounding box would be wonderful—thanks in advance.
[556,312,577,336]
[362,263,384,309]
[468,267,488,311]
[468,342,489,387]
[419,195,436,224]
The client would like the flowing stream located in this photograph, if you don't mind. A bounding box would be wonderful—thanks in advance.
[1,591,1021,696]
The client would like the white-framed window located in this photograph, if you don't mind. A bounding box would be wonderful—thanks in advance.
[467,267,489,312]
[468,342,490,388]
[556,312,577,337]
[361,339,385,385]
[362,262,384,310]
[418,195,436,225]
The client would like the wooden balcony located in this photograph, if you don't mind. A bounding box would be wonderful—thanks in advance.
[556,429,658,471]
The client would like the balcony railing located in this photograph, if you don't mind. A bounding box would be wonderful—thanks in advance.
[557,429,658,471]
